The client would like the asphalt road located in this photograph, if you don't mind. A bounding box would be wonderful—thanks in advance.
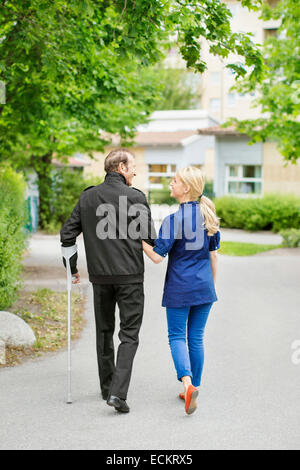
[0,233,299,450]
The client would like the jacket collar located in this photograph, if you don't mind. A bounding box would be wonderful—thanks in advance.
[105,171,128,186]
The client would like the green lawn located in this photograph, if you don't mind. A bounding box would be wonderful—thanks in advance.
[219,241,283,256]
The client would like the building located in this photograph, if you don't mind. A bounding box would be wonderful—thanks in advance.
[84,110,300,199]
[199,0,281,123]
[198,126,300,197]
[84,1,300,200]
[84,110,218,194]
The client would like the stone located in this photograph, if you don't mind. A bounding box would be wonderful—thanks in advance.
[0,311,36,364]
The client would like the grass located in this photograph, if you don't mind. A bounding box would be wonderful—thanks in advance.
[0,288,86,368]
[219,241,283,256]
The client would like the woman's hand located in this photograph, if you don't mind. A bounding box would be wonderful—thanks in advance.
[142,241,164,264]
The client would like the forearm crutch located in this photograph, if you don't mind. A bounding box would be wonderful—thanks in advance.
[61,244,78,404]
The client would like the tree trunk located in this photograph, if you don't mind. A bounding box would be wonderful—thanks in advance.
[33,153,53,230]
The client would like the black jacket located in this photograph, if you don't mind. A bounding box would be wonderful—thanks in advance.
[60,172,156,284]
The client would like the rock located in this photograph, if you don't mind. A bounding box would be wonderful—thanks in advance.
[0,311,36,351]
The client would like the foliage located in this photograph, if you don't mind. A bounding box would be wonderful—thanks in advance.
[149,178,215,205]
[154,68,202,110]
[215,194,300,232]
[42,169,103,233]
[280,228,300,248]
[203,180,215,200]
[224,0,300,163]
[0,0,264,225]
[0,165,28,309]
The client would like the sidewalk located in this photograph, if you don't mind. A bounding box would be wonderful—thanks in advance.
[220,228,282,245]
[1,232,300,449]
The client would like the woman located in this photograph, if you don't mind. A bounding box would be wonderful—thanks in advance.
[143,166,220,415]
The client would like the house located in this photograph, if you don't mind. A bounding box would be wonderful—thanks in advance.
[84,110,219,193]
[198,126,300,197]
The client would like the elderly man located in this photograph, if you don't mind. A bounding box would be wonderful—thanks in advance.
[60,148,155,413]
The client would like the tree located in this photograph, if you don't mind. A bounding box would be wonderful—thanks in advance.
[224,0,300,164]
[154,67,202,110]
[0,0,264,227]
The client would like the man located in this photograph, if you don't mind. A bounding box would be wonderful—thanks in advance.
[60,148,156,413]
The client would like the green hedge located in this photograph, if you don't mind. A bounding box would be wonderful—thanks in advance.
[0,166,28,309]
[214,194,300,232]
[280,228,300,247]
[43,169,104,233]
[149,179,215,205]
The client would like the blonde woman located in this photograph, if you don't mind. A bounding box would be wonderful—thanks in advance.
[143,166,220,415]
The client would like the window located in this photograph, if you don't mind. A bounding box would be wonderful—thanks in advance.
[264,28,278,41]
[191,164,203,170]
[228,3,238,18]
[227,93,236,107]
[226,165,262,196]
[211,72,221,85]
[148,164,177,188]
[209,98,220,112]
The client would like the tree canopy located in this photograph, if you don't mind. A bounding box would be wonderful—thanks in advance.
[0,0,264,225]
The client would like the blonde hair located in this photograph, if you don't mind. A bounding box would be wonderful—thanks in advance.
[177,166,220,236]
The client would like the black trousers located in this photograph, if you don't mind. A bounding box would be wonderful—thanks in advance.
[92,283,144,400]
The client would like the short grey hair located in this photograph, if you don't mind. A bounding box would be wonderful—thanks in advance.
[104,148,134,173]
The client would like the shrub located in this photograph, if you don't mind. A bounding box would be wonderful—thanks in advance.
[280,229,300,248]
[0,165,28,309]
[148,179,215,205]
[214,194,300,232]
[43,169,104,233]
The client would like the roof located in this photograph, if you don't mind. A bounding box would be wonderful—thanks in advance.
[197,125,247,136]
[148,109,219,121]
[100,130,202,147]
[134,131,200,146]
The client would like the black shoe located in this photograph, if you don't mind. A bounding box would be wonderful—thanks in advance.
[107,395,130,413]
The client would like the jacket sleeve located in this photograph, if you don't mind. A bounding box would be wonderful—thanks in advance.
[60,199,82,274]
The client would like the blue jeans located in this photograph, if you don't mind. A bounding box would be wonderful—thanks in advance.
[166,303,213,387]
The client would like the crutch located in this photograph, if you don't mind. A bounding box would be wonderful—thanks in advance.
[61,244,78,404]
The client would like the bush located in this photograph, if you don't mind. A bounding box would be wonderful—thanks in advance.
[0,165,28,309]
[43,169,104,233]
[280,229,300,248]
[148,179,215,205]
[214,194,300,232]
[148,189,177,205]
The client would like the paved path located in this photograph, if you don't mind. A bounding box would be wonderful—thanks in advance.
[220,228,282,245]
[0,234,299,450]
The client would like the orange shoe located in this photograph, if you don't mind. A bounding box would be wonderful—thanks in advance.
[185,385,198,415]
[179,393,185,401]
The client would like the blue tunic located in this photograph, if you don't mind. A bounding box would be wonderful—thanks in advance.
[153,201,220,308]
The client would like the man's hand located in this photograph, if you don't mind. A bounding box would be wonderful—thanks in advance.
[72,272,80,284]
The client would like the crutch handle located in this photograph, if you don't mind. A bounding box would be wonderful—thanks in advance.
[62,245,78,290]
